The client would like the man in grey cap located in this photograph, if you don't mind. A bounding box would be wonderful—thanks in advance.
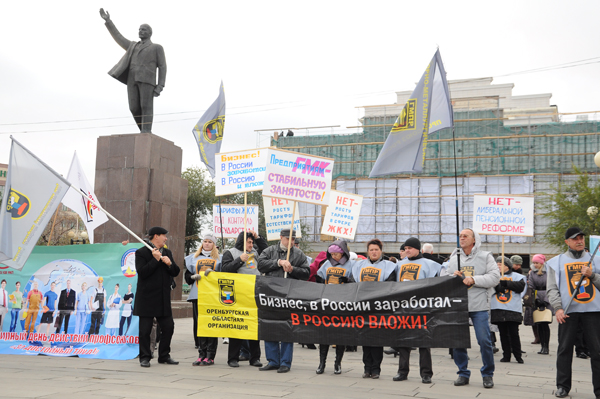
[547,227,600,398]
[134,226,180,367]
[510,255,523,274]
[257,228,310,373]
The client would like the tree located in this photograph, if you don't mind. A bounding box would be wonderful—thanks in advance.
[36,208,84,246]
[182,167,216,255]
[540,168,600,249]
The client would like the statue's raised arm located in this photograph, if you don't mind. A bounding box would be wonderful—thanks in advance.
[99,8,110,21]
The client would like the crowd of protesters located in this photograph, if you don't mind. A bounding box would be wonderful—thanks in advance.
[180,226,599,398]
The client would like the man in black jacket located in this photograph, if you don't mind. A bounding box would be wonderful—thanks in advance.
[134,227,180,368]
[55,280,76,334]
[257,229,309,373]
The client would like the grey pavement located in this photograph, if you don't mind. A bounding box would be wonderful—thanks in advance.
[0,319,597,399]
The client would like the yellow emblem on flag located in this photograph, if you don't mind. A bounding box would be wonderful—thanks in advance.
[197,272,258,340]
[391,99,417,133]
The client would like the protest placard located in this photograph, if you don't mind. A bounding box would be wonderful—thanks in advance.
[473,194,534,236]
[263,149,334,206]
[215,148,269,196]
[263,197,302,241]
[320,190,363,240]
[213,204,259,238]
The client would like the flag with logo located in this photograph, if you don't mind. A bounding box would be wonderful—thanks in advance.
[192,82,225,178]
[0,138,71,270]
[369,50,453,177]
[61,151,108,244]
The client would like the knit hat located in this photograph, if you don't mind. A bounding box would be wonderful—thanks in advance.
[510,255,523,265]
[404,237,421,251]
[328,244,344,254]
[399,244,405,251]
[532,254,546,264]
[203,234,217,245]
[496,256,513,268]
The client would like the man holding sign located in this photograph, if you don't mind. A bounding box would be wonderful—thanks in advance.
[257,229,309,373]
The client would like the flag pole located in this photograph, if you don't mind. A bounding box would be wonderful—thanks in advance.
[452,124,461,272]
[243,192,247,253]
[501,236,505,277]
[69,186,152,251]
[284,201,297,279]
[218,196,225,254]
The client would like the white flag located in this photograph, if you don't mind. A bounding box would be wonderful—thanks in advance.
[0,138,71,270]
[62,152,108,244]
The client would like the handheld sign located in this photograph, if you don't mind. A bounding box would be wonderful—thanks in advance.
[321,190,363,240]
[473,194,534,237]
[215,148,269,196]
[263,149,334,206]
[263,197,302,241]
[213,204,259,238]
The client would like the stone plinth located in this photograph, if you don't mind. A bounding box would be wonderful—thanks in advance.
[94,133,188,300]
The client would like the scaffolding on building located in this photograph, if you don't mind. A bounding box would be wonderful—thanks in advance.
[261,108,600,255]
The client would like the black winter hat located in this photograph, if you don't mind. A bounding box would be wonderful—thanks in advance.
[404,237,421,251]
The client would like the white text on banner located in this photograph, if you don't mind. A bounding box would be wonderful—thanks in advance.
[213,204,259,238]
[320,190,363,240]
[215,148,268,196]
[472,194,534,236]
[263,149,334,205]
[263,197,302,241]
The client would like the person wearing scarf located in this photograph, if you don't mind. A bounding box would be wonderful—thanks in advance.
[185,234,221,366]
[314,240,353,375]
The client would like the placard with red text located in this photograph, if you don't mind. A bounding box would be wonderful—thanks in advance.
[472,194,534,236]
[320,190,363,240]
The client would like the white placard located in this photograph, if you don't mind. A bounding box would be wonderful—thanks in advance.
[213,204,259,238]
[320,190,363,240]
[263,197,302,241]
[263,148,334,206]
[215,148,269,196]
[473,194,534,236]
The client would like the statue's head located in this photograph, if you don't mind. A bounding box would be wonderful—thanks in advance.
[139,24,152,40]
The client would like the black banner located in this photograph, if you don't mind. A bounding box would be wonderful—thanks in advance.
[256,276,470,348]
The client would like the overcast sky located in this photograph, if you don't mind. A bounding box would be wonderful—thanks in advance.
[2,1,599,184]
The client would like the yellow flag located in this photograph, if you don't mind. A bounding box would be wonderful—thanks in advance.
[197,272,258,340]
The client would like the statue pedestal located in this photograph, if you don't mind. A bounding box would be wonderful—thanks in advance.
[93,133,188,300]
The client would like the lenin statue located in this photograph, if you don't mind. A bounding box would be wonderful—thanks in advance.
[99,9,167,133]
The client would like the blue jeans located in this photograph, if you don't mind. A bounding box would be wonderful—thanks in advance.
[264,341,293,368]
[10,309,20,332]
[453,311,495,378]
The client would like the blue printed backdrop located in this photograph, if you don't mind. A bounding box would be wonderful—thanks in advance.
[0,243,140,359]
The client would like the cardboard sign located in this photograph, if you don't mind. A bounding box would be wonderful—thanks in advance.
[320,190,363,239]
[215,148,269,196]
[473,194,534,236]
[213,204,259,238]
[263,197,302,241]
[263,149,334,206]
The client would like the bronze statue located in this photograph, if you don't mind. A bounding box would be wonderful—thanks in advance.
[100,9,167,133]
